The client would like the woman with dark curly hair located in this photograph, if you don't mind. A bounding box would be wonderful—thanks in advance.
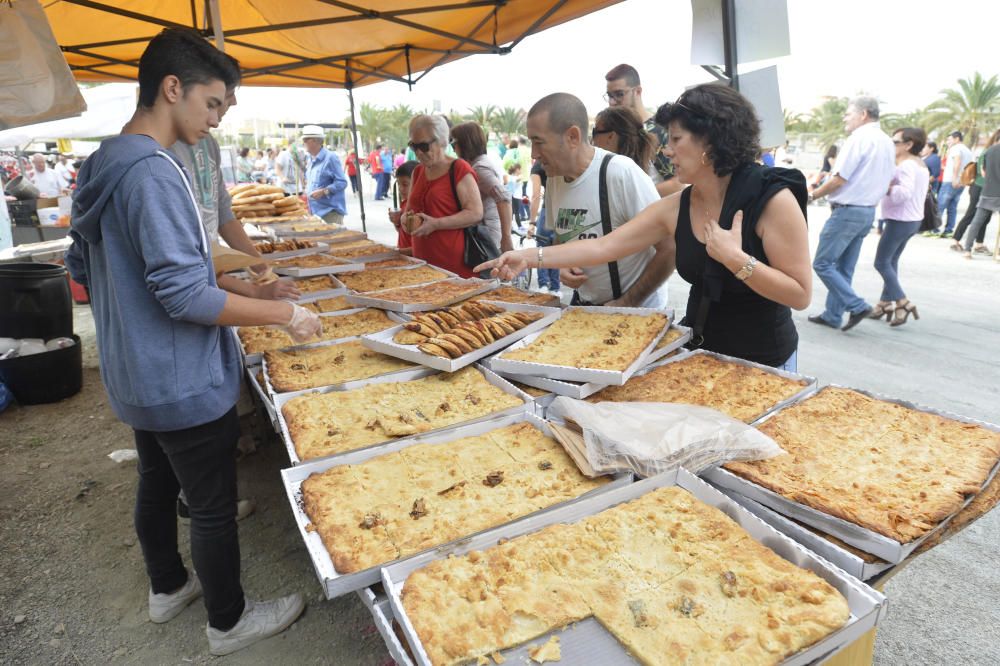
[477,83,812,369]
[591,106,654,172]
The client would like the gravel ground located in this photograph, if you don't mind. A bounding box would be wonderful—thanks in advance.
[1,194,997,664]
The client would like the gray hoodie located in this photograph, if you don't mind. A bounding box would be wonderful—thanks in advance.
[65,134,240,431]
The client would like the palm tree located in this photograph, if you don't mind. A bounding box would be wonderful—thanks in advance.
[490,106,526,138]
[357,102,391,150]
[806,97,849,147]
[467,105,498,129]
[925,73,1000,146]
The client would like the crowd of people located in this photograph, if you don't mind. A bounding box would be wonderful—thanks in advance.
[55,23,998,660]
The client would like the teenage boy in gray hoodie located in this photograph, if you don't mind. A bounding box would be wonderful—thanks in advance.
[64,28,319,656]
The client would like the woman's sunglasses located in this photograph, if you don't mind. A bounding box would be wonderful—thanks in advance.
[407,138,437,153]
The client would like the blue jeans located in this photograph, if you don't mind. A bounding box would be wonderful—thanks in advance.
[813,204,874,326]
[937,182,964,234]
[874,219,919,301]
[534,206,560,290]
[778,350,798,373]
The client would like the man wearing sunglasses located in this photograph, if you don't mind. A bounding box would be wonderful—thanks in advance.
[604,64,682,198]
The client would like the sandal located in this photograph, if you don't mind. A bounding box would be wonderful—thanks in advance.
[962,252,973,260]
[869,301,894,321]
[890,301,919,327]
[949,241,963,252]
[974,245,992,255]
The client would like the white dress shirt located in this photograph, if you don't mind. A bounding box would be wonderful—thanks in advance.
[829,122,896,207]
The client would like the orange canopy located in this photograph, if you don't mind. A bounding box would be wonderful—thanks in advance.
[46,0,624,89]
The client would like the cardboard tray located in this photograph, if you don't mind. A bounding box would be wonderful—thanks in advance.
[255,241,330,261]
[279,412,632,598]
[345,277,498,312]
[272,253,366,277]
[488,306,671,386]
[625,348,820,425]
[245,364,278,429]
[273,363,533,466]
[382,467,886,666]
[235,306,384,365]
[294,288,350,308]
[359,587,412,665]
[702,385,1000,563]
[640,322,693,365]
[262,339,437,402]
[714,488,895,582]
[360,302,561,373]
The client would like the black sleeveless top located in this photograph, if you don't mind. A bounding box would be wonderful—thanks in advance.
[675,168,802,367]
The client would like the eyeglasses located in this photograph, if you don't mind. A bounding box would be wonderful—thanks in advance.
[603,88,635,103]
[892,139,906,145]
[591,128,614,141]
[407,138,437,153]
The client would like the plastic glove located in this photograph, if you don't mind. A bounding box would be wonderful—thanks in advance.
[282,303,322,342]
[257,278,301,301]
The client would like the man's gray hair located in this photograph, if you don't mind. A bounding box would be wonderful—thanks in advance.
[528,93,589,139]
[850,95,880,120]
[409,114,449,146]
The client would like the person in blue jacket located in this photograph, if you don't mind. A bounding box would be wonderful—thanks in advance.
[64,28,320,656]
[301,125,348,224]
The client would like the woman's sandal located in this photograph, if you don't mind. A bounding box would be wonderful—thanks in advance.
[974,245,992,255]
[869,301,895,321]
[890,301,919,327]
[949,241,963,252]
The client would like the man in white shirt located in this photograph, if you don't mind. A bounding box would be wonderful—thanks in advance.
[54,154,74,189]
[807,96,895,331]
[29,154,63,197]
[937,130,974,237]
[274,147,296,194]
[529,92,670,307]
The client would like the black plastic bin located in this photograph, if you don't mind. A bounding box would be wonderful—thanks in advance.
[0,335,83,405]
[0,262,73,340]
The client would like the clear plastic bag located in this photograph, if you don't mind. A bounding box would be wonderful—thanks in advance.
[546,397,784,478]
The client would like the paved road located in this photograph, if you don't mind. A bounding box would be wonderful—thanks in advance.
[340,192,1000,665]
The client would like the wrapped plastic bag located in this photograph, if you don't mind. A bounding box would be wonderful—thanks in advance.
[546,397,784,477]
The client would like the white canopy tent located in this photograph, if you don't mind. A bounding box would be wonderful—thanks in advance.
[0,84,136,150]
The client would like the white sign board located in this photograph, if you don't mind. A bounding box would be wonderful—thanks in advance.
[690,0,791,66]
[740,66,786,149]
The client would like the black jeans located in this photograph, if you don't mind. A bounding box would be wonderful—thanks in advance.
[952,184,986,243]
[134,406,245,630]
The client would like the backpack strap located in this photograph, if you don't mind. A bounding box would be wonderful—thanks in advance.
[598,154,622,301]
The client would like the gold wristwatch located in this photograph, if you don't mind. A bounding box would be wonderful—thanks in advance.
[734,256,757,281]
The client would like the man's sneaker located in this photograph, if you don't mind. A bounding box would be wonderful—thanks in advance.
[149,574,202,623]
[206,594,306,656]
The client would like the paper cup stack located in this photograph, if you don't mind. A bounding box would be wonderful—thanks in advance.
[229,184,310,219]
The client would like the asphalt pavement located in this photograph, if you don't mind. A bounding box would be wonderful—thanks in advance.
[341,190,1000,665]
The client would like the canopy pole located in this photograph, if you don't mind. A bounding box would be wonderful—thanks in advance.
[208,0,224,51]
[405,45,413,91]
[721,0,738,90]
[346,61,367,232]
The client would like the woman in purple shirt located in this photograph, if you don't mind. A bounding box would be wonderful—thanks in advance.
[869,127,930,326]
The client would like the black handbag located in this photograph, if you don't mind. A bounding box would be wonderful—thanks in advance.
[920,185,941,233]
[447,161,500,267]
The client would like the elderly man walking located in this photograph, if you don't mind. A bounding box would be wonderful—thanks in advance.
[302,125,348,225]
[807,96,895,331]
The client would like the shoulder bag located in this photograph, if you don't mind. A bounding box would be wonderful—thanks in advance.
[447,161,500,268]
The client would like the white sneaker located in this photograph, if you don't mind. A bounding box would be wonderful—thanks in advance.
[236,499,256,522]
[149,574,203,623]
[206,594,306,656]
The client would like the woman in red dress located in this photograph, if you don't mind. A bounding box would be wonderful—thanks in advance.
[400,114,483,277]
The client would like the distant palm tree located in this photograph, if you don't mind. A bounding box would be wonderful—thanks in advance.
[925,73,1000,146]
[491,106,526,138]
[467,105,498,129]
[807,97,849,147]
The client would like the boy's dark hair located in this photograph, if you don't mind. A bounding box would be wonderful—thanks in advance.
[395,160,419,179]
[605,64,641,87]
[926,140,938,154]
[949,130,963,141]
[138,28,241,108]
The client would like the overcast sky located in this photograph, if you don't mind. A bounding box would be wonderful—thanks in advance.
[85,0,1000,132]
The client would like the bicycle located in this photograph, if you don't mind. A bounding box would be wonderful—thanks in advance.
[508,226,535,290]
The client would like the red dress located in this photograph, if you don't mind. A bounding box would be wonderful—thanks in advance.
[404,160,478,277]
